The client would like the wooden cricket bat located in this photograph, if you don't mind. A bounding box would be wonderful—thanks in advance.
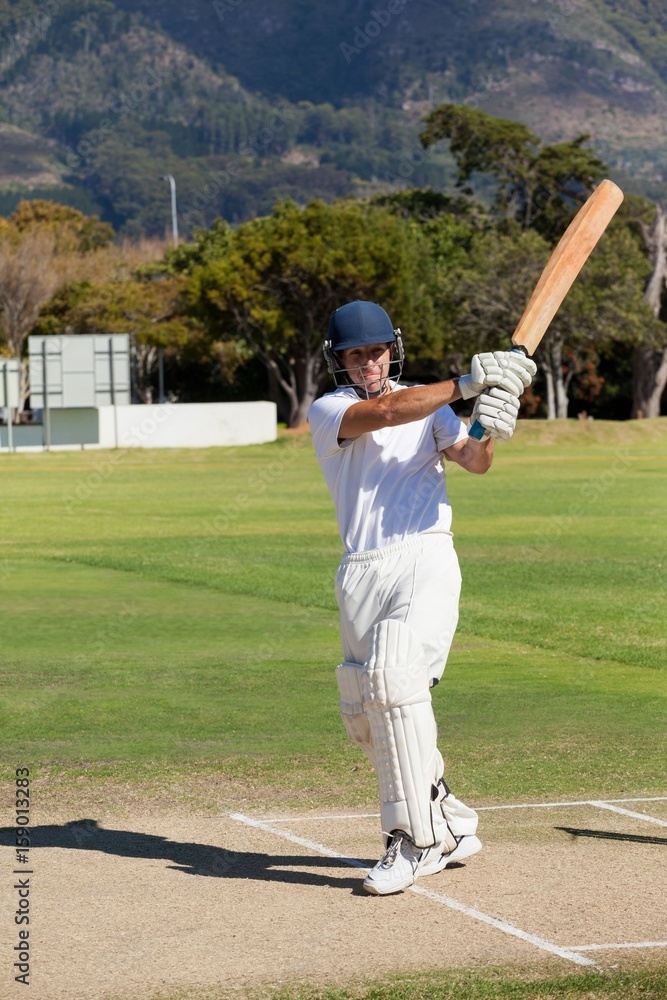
[469,178,624,439]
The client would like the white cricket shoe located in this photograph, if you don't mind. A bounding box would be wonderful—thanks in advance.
[363,832,482,896]
[418,833,483,877]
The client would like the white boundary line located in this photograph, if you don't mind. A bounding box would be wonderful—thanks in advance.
[567,942,667,952]
[588,801,667,828]
[229,811,597,969]
[259,796,667,824]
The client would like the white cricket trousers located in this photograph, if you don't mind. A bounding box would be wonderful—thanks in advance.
[335,530,462,682]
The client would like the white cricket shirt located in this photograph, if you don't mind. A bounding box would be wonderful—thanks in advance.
[308,383,468,553]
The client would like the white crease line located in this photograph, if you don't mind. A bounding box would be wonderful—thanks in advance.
[406,884,597,967]
[265,813,381,824]
[605,797,667,803]
[567,942,667,952]
[477,797,667,813]
[588,801,667,828]
[478,801,596,812]
[229,811,597,969]
[228,812,367,869]
[258,796,667,824]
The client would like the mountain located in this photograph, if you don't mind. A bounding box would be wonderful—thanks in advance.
[111,0,667,185]
[0,0,666,236]
[105,0,667,104]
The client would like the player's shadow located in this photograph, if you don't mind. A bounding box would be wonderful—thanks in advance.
[0,819,372,893]
[556,826,667,846]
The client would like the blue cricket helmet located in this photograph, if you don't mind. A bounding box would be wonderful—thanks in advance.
[327,300,396,351]
[323,300,404,396]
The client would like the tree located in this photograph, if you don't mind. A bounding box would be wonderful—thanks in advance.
[0,228,61,413]
[419,104,667,418]
[627,200,667,418]
[439,221,657,418]
[6,199,114,252]
[155,218,233,276]
[538,220,658,418]
[420,104,606,239]
[437,225,551,386]
[0,200,115,414]
[186,199,439,426]
[0,227,59,357]
[371,189,473,224]
[33,276,200,403]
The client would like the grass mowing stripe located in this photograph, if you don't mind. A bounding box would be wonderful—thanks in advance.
[0,421,665,807]
[36,538,666,669]
[1,556,664,799]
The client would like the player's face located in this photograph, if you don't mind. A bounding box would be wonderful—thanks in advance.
[339,343,392,396]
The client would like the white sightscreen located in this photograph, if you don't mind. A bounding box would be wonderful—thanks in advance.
[0,359,21,408]
[28,334,131,408]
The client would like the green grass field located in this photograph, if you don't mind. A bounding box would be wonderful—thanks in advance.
[1,420,666,999]
[1,419,666,808]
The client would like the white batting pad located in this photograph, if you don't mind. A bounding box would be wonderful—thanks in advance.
[362,619,449,848]
[435,779,479,837]
[335,662,376,767]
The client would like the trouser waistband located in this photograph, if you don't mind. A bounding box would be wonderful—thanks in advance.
[340,530,453,564]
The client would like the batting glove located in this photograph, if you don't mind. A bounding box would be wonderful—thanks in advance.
[459,351,537,399]
[469,387,521,441]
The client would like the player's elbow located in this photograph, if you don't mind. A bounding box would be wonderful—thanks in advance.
[476,453,494,474]
[461,447,494,474]
[374,395,400,427]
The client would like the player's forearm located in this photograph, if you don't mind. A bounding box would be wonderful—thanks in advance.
[456,435,494,474]
[377,379,463,426]
[338,378,463,440]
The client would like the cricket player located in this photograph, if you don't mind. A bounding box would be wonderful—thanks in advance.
[307,300,535,895]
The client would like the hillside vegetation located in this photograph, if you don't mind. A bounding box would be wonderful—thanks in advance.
[0,0,666,234]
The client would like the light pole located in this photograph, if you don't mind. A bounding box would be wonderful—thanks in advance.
[161,173,178,247]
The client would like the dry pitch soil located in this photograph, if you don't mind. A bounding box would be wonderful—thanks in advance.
[1,786,666,1000]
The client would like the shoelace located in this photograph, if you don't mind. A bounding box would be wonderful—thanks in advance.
[380,837,402,867]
